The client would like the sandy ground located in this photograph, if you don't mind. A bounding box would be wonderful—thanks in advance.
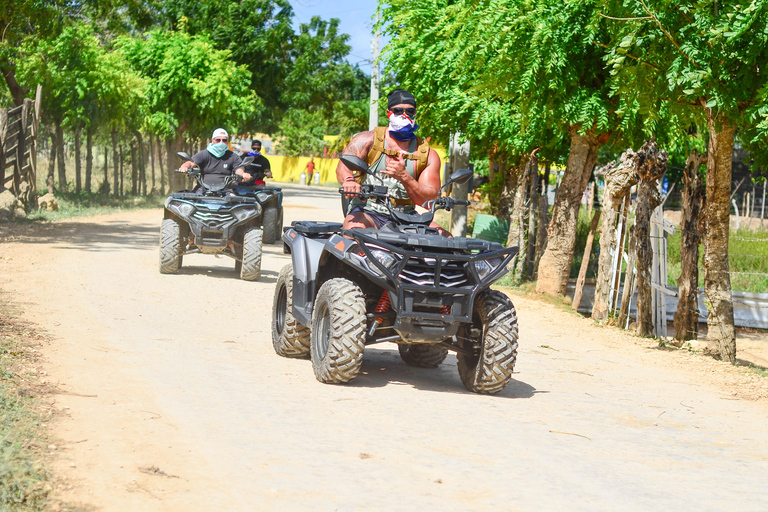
[1,183,768,512]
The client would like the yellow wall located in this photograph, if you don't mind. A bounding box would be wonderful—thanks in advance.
[267,146,448,184]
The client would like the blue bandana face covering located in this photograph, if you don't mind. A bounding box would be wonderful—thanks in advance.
[248,151,261,157]
[207,142,228,158]
[388,113,419,141]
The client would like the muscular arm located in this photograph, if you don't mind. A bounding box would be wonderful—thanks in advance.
[335,131,374,183]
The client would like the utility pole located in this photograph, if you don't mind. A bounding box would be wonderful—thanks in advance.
[369,15,380,131]
[450,132,471,236]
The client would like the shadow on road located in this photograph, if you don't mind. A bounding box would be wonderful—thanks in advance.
[0,219,159,251]
[175,266,279,283]
[348,348,542,399]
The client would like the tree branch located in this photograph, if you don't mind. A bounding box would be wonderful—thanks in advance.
[639,0,700,68]
[594,42,661,70]
[598,13,652,21]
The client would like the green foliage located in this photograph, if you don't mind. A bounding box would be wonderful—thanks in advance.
[117,29,257,138]
[273,108,329,157]
[603,0,768,164]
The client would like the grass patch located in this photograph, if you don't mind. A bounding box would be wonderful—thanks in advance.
[25,191,165,222]
[667,228,768,294]
[0,298,51,511]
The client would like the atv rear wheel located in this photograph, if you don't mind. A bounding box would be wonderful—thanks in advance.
[240,226,262,281]
[310,278,366,383]
[398,344,448,368]
[457,290,519,394]
[159,218,183,273]
[272,264,311,358]
[262,206,278,244]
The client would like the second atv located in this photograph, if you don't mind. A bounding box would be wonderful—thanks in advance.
[159,152,263,280]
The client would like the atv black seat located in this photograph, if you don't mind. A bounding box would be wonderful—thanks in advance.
[291,221,343,235]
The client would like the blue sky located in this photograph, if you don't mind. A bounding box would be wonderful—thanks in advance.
[289,0,387,74]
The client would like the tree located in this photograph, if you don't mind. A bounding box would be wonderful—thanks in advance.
[603,0,768,362]
[117,27,256,190]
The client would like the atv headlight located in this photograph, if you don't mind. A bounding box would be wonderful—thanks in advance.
[474,257,503,280]
[369,248,398,275]
[256,192,270,203]
[233,206,258,221]
[169,201,195,217]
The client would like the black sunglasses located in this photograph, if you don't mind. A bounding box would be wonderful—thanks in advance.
[390,107,416,117]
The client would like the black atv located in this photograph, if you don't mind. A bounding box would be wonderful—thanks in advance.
[230,181,283,244]
[159,152,263,280]
[271,155,520,394]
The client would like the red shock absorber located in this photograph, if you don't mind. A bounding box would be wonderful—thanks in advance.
[440,304,451,315]
[369,291,392,338]
[375,291,391,318]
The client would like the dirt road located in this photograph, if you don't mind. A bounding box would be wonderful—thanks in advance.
[1,183,767,511]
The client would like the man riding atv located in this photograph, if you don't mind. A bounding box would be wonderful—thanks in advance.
[336,88,448,235]
[179,128,250,187]
[239,139,272,186]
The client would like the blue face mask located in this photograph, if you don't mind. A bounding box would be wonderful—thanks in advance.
[248,150,261,157]
[207,142,228,158]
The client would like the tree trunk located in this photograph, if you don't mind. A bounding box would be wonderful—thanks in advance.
[111,130,119,197]
[673,149,706,344]
[703,113,736,362]
[119,144,124,196]
[524,154,540,279]
[507,157,531,278]
[46,129,56,195]
[573,210,601,311]
[634,141,667,337]
[536,127,600,295]
[136,132,146,196]
[130,137,138,195]
[55,121,66,191]
[617,227,637,328]
[149,133,156,194]
[0,62,27,106]
[592,149,640,320]
[593,186,619,320]
[160,137,167,195]
[85,127,93,193]
[74,127,82,193]
[496,157,516,221]
[167,130,186,192]
[101,145,109,195]
[533,195,548,279]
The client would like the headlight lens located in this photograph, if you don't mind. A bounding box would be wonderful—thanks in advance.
[169,201,194,217]
[475,257,503,280]
[233,206,258,220]
[369,249,398,275]
[256,192,269,203]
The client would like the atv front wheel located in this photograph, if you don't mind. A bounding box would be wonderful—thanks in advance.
[240,227,262,281]
[272,264,311,358]
[398,344,448,368]
[262,206,278,244]
[159,218,183,273]
[457,290,519,394]
[310,278,366,383]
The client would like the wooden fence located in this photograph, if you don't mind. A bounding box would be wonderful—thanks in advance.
[0,85,42,208]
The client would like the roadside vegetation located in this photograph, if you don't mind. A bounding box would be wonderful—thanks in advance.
[26,192,165,222]
[0,299,51,512]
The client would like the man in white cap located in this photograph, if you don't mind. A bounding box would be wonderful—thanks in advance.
[179,128,251,187]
